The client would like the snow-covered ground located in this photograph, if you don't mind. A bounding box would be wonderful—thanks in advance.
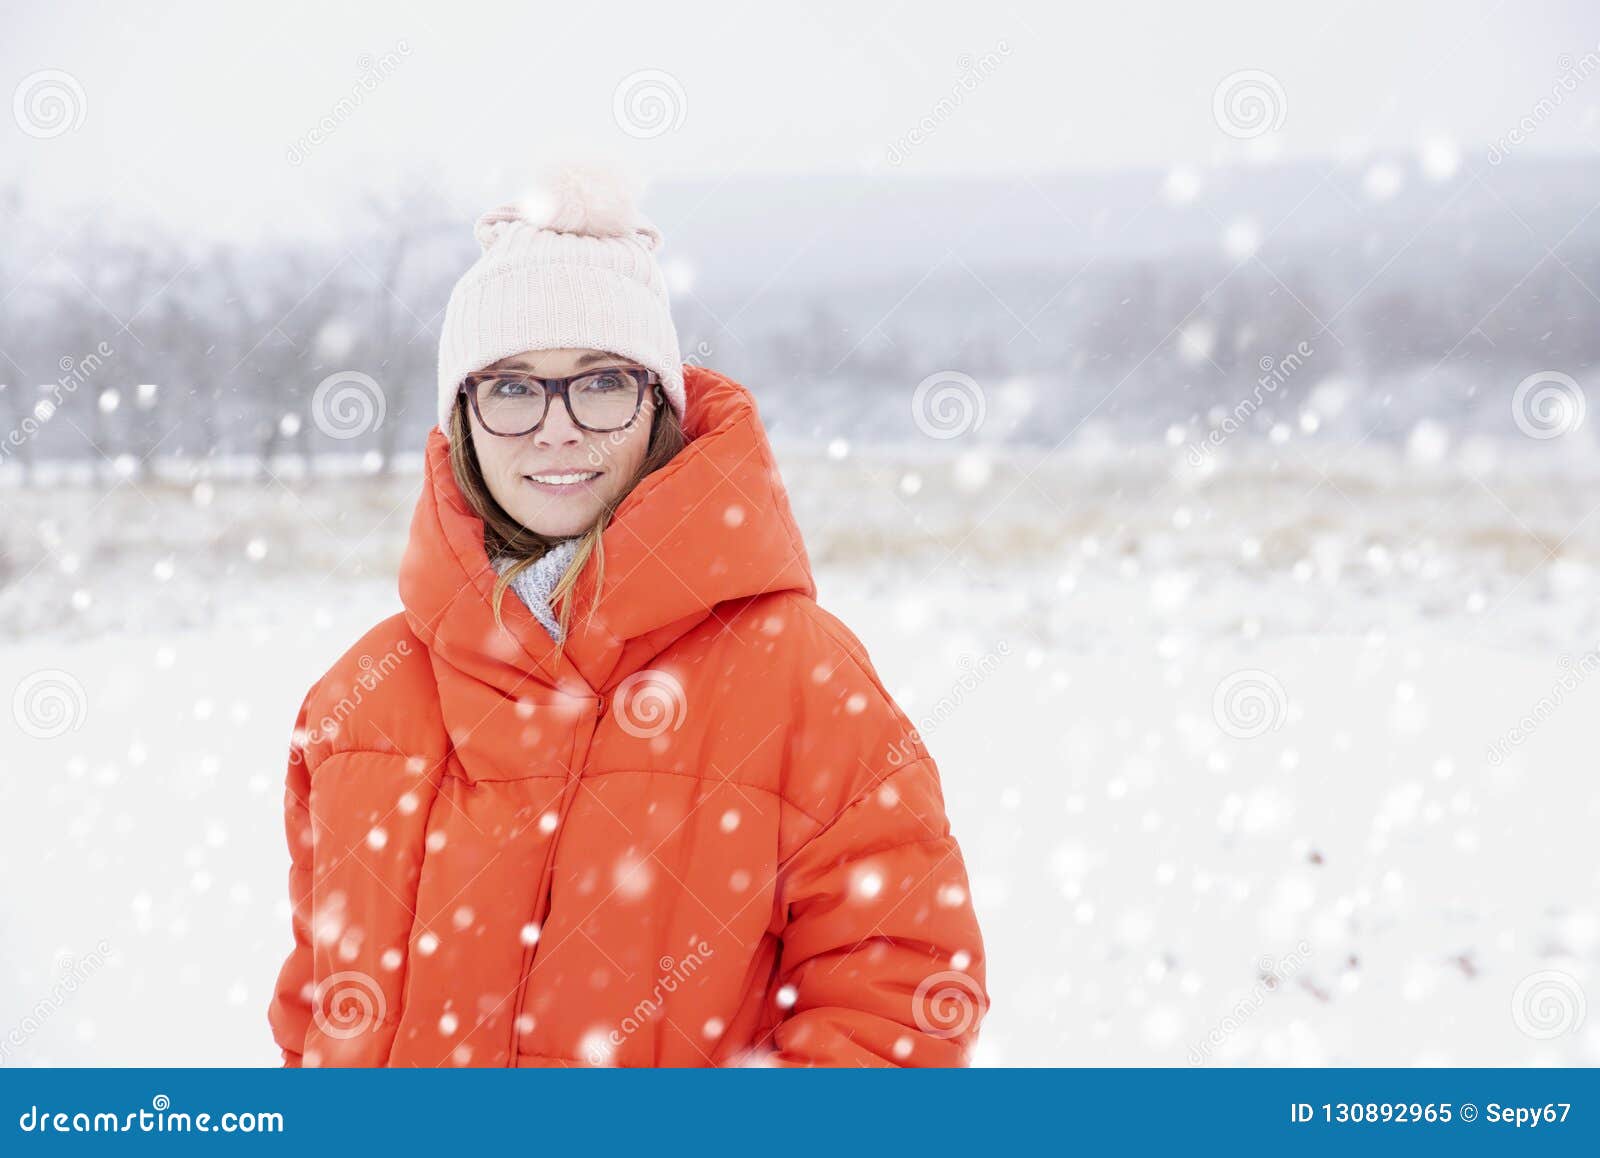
[3,438,1598,1065]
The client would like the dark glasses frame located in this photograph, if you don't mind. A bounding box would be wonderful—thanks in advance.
[458,366,660,436]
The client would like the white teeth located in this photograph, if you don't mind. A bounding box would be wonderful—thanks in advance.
[527,471,600,485]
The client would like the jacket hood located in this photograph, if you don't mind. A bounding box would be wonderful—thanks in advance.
[398,364,816,706]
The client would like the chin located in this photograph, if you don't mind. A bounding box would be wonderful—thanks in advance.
[511,502,595,539]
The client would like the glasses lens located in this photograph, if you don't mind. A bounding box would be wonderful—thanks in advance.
[474,376,546,433]
[568,370,642,430]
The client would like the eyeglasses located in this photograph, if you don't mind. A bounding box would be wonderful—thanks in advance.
[459,366,659,436]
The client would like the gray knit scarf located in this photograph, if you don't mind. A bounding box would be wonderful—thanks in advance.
[489,538,581,643]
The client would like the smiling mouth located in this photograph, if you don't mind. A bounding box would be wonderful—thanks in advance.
[523,470,602,493]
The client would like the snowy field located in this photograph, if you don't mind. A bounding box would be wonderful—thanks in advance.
[3,437,1599,1066]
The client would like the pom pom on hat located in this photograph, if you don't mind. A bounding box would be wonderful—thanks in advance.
[472,163,662,253]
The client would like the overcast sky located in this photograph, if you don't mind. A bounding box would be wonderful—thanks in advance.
[5,0,1600,242]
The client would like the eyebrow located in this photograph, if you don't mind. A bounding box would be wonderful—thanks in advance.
[500,350,633,372]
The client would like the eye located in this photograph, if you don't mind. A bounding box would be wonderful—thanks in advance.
[489,377,535,397]
[580,370,630,393]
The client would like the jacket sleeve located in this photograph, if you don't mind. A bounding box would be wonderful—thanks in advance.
[266,684,319,1067]
[769,749,989,1067]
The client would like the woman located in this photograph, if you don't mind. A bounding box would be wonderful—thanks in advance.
[267,166,988,1067]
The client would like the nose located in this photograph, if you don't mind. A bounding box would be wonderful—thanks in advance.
[533,398,583,448]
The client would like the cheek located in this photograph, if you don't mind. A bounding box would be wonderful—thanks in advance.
[470,438,508,483]
[593,425,653,498]
[470,435,520,503]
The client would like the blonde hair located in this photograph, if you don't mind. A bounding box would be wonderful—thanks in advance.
[447,385,687,637]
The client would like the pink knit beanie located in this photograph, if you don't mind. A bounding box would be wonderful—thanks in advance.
[436,164,685,430]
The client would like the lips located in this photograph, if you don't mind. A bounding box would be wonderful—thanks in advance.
[522,469,602,495]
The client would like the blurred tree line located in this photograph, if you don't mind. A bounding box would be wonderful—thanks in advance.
[3,167,1598,484]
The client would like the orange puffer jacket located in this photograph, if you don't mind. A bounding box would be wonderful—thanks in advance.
[267,365,988,1067]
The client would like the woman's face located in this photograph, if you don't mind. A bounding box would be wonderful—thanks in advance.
[465,347,659,539]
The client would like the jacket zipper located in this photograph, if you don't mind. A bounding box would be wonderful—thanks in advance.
[502,691,606,1063]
